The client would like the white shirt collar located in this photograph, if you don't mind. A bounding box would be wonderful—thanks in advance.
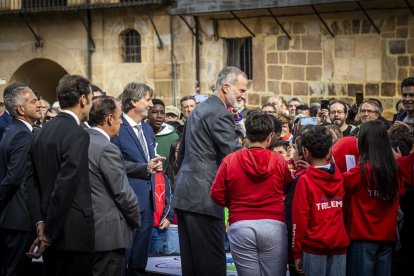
[61,110,80,125]
[16,118,33,132]
[123,113,142,128]
[91,127,110,141]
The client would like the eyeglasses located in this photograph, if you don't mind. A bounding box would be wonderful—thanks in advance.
[330,110,345,115]
[360,109,377,114]
[402,93,414,98]
[263,110,276,114]
[45,116,56,120]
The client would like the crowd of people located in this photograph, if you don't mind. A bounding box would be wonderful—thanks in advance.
[0,67,413,276]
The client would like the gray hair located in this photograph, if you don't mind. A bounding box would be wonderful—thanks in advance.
[359,99,381,114]
[4,85,32,118]
[121,82,154,113]
[214,66,247,92]
[288,97,303,105]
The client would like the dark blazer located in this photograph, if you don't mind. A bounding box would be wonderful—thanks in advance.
[26,112,94,252]
[87,128,140,251]
[172,94,242,219]
[112,115,156,212]
[0,111,12,141]
[0,119,33,231]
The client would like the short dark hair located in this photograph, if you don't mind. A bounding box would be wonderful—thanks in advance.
[89,96,117,127]
[401,77,414,90]
[152,98,165,108]
[301,125,333,159]
[121,82,154,113]
[180,95,195,105]
[57,74,91,109]
[329,100,349,114]
[269,115,282,135]
[245,112,274,143]
[269,140,289,151]
[261,103,276,111]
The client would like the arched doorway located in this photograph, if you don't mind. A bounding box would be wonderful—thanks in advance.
[10,58,68,103]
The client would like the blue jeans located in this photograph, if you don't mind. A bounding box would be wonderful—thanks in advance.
[165,226,180,254]
[149,228,166,255]
[303,252,346,276]
[347,240,393,276]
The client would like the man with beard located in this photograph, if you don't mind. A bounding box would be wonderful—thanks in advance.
[395,77,414,126]
[329,100,356,137]
[172,66,247,276]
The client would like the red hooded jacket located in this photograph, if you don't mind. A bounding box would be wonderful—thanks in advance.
[343,163,404,241]
[211,148,293,225]
[292,164,349,259]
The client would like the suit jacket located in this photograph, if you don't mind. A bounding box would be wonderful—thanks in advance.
[0,111,12,141]
[26,112,94,252]
[0,119,33,231]
[87,128,140,252]
[112,115,156,212]
[172,94,242,218]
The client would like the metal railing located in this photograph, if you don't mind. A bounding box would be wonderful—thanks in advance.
[0,0,169,14]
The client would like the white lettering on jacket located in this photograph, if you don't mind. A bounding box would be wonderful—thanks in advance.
[315,200,343,210]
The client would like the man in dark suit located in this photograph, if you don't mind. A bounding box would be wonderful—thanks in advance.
[0,83,26,141]
[172,66,247,276]
[0,85,41,275]
[112,82,163,276]
[26,74,95,276]
[87,97,142,276]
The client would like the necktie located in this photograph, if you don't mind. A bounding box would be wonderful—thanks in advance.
[136,125,150,161]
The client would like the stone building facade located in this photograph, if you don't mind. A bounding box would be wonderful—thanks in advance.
[0,0,413,119]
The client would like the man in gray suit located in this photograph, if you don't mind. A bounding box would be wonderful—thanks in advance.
[172,66,247,275]
[87,96,154,276]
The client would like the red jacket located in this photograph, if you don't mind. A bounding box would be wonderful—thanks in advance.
[396,152,414,186]
[292,164,349,259]
[210,148,293,225]
[343,164,404,241]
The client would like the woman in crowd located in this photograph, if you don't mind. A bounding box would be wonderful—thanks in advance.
[344,120,404,276]
[210,112,293,276]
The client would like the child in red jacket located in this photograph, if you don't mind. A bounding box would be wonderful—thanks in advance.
[292,125,349,276]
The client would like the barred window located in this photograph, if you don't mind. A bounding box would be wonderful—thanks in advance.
[226,37,252,80]
[120,29,141,63]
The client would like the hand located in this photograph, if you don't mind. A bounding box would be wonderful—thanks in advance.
[294,258,304,274]
[392,147,402,159]
[147,156,166,174]
[295,160,310,169]
[27,234,51,259]
[159,219,171,230]
[318,109,330,124]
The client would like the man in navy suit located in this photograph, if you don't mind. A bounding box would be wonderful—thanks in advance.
[0,83,26,141]
[0,84,41,275]
[112,82,164,276]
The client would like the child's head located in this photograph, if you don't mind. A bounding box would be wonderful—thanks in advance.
[270,140,290,160]
[301,125,333,163]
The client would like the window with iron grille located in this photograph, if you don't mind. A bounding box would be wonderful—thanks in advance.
[22,0,67,9]
[120,29,141,63]
[226,37,252,80]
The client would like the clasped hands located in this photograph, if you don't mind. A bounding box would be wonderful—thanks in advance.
[27,221,52,259]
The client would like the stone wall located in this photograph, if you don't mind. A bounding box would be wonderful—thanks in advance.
[0,6,413,119]
[195,10,413,119]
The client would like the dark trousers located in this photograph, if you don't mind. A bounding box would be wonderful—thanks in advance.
[43,246,94,276]
[0,228,35,276]
[176,209,226,276]
[94,249,126,276]
[127,205,154,276]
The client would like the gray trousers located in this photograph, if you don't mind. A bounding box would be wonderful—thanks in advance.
[303,252,346,276]
[228,219,288,276]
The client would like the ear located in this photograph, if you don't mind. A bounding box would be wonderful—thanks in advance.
[16,105,25,116]
[222,83,230,94]
[106,113,113,126]
[303,147,310,161]
[80,95,87,107]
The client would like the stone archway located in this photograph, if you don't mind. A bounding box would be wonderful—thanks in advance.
[10,58,68,103]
